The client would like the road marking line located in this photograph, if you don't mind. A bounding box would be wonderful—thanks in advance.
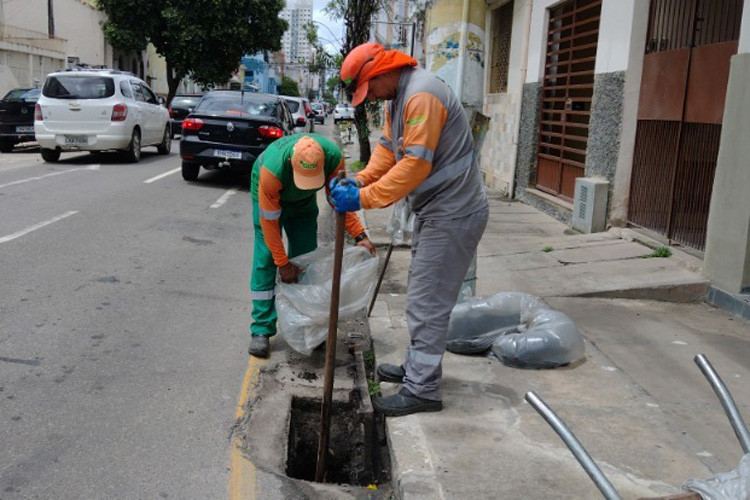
[229,355,266,500]
[0,165,100,189]
[143,167,180,184]
[211,188,238,209]
[0,210,79,244]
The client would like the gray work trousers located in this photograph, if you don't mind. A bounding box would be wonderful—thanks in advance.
[403,206,489,401]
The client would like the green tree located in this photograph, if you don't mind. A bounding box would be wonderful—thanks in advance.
[97,0,287,105]
[325,0,380,163]
[279,76,300,97]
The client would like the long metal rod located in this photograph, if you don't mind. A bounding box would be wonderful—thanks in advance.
[366,242,393,317]
[694,354,750,453]
[315,172,347,482]
[525,391,621,500]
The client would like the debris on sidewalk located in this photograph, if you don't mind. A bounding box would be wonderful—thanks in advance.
[277,245,379,355]
[446,292,585,368]
[683,452,750,500]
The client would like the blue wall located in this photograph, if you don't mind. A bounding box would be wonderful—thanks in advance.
[241,54,278,94]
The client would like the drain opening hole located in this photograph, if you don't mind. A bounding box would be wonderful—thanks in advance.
[286,396,369,485]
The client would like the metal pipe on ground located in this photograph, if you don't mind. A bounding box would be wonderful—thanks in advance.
[315,171,347,482]
[367,242,393,317]
[525,391,622,500]
[694,353,750,454]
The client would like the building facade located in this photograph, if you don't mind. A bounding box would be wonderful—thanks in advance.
[421,0,750,297]
[0,0,113,96]
[279,0,313,94]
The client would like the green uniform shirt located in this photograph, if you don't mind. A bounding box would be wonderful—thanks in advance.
[251,133,342,212]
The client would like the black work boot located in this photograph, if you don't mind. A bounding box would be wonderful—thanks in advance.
[372,387,443,417]
[377,363,405,383]
[248,335,270,358]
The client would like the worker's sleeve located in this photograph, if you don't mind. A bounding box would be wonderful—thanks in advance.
[356,103,396,187]
[325,158,366,238]
[257,167,289,267]
[359,92,448,209]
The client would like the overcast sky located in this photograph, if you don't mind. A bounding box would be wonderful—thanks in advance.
[311,0,345,55]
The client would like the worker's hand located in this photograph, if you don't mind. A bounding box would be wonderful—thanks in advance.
[357,236,376,256]
[330,182,361,213]
[329,177,362,191]
[279,262,304,283]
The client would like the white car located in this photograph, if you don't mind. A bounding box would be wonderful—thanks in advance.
[34,69,172,163]
[333,103,355,124]
[280,95,315,133]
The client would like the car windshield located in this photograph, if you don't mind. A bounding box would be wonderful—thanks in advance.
[311,103,323,110]
[3,88,41,102]
[196,94,278,117]
[43,75,115,99]
[171,96,202,108]
[284,100,300,113]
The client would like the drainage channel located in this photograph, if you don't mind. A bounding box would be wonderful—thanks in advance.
[233,318,392,499]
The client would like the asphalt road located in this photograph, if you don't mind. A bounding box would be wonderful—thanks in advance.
[0,117,336,499]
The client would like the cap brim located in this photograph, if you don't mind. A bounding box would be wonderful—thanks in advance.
[292,169,325,190]
[350,80,369,107]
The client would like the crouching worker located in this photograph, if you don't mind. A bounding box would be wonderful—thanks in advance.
[249,134,375,358]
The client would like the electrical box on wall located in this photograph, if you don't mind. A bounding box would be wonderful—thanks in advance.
[572,178,609,233]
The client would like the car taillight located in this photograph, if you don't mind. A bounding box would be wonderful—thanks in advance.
[296,117,306,126]
[168,107,174,118]
[182,117,204,131]
[258,125,283,139]
[34,103,42,121]
[111,103,127,121]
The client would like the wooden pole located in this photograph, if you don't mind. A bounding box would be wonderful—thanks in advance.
[315,172,347,482]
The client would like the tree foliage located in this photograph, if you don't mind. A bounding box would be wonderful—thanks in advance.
[97,0,287,105]
[325,0,380,163]
[279,76,300,97]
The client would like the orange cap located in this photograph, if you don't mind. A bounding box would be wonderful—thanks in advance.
[341,43,417,106]
[291,136,325,190]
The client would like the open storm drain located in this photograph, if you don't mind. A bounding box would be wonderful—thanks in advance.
[286,396,390,487]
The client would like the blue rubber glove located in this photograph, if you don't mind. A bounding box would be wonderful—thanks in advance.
[329,177,361,191]
[330,182,361,212]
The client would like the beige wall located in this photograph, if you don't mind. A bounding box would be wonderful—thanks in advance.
[1,0,112,67]
[704,1,750,293]
[480,0,532,196]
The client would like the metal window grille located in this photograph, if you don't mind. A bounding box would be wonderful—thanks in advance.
[535,0,601,201]
[490,1,514,94]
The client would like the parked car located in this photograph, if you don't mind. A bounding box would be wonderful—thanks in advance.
[34,69,172,163]
[179,90,295,181]
[168,93,203,136]
[333,103,355,124]
[0,88,41,152]
[310,102,325,124]
[280,95,315,132]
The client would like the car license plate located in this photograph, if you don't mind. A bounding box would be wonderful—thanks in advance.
[64,135,88,145]
[214,149,242,160]
[16,126,34,134]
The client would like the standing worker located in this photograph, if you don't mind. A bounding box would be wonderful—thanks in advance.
[249,134,374,358]
[330,43,489,416]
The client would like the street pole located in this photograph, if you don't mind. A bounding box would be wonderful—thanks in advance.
[47,0,55,38]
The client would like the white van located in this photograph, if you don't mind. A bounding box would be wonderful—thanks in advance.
[34,69,172,163]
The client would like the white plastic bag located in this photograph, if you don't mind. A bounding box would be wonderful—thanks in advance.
[387,199,414,245]
[277,245,379,355]
[683,453,750,500]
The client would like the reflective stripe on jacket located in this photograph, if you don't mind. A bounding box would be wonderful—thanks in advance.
[356,66,487,219]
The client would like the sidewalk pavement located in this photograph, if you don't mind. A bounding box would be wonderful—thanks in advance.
[332,126,750,499]
[366,194,750,499]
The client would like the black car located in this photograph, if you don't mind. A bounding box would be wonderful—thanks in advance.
[179,90,295,181]
[0,88,41,152]
[168,93,203,136]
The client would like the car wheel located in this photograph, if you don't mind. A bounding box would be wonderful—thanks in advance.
[123,128,141,163]
[0,139,14,153]
[156,126,171,155]
[40,148,60,162]
[182,161,199,181]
